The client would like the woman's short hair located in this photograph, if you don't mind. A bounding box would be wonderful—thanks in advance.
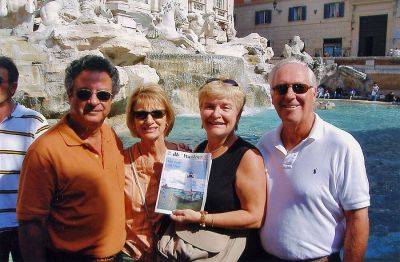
[198,78,246,113]
[126,84,175,138]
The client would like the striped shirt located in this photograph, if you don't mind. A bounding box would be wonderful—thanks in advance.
[0,103,49,231]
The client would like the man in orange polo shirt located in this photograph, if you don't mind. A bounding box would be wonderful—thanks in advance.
[16,55,126,261]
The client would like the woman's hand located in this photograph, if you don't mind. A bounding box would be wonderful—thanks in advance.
[170,209,201,224]
[166,141,192,152]
[176,143,192,152]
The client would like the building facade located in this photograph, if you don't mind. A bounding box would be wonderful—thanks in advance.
[106,0,234,39]
[234,0,400,57]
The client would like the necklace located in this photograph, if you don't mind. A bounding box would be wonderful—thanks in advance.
[205,143,225,154]
[205,133,235,155]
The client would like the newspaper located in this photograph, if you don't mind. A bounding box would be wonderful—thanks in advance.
[155,150,212,215]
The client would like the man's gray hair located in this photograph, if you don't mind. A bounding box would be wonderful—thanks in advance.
[268,58,318,88]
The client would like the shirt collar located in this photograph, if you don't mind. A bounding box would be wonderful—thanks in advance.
[9,103,23,117]
[57,114,111,146]
[308,113,323,141]
[273,113,323,153]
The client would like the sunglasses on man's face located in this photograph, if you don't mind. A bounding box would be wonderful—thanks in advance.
[133,110,166,120]
[272,83,312,95]
[75,88,112,101]
[205,78,239,86]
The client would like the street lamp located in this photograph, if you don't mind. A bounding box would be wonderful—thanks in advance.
[273,1,282,14]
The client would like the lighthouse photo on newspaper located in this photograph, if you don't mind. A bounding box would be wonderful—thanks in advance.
[155,150,212,214]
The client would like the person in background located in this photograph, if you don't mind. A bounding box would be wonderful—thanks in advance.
[349,88,356,100]
[371,82,379,101]
[121,84,189,261]
[258,58,370,261]
[170,78,267,260]
[316,85,324,99]
[17,55,125,262]
[0,56,49,262]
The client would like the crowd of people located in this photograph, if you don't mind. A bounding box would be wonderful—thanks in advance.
[0,55,370,262]
[316,82,398,102]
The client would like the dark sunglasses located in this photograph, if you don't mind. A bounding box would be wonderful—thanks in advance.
[272,83,312,95]
[133,110,165,120]
[205,78,239,86]
[75,89,112,101]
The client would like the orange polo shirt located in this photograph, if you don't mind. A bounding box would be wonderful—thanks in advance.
[17,115,126,258]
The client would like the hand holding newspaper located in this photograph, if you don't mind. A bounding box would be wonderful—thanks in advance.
[155,150,212,214]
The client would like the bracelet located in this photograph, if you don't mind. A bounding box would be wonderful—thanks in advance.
[199,211,208,228]
[211,214,214,228]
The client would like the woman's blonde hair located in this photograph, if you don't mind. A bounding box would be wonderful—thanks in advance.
[198,78,246,112]
[126,84,175,138]
[198,78,246,130]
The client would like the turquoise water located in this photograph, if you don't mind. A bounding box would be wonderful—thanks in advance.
[121,101,400,260]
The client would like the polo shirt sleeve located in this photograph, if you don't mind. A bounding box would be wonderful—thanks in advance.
[17,145,55,221]
[336,139,370,211]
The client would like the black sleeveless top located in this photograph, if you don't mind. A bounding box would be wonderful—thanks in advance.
[195,137,259,234]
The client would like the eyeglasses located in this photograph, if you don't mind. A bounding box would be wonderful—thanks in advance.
[133,110,166,120]
[75,89,112,101]
[272,83,312,95]
[205,78,239,86]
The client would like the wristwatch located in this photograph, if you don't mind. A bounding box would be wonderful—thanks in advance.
[199,211,208,227]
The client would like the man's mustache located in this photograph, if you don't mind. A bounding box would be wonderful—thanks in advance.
[83,104,96,113]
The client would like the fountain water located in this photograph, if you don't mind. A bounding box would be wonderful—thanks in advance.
[145,53,246,114]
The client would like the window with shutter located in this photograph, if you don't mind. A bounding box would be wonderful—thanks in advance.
[289,6,306,21]
[255,10,272,25]
[324,2,345,19]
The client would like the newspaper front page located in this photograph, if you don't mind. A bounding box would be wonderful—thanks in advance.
[155,150,212,214]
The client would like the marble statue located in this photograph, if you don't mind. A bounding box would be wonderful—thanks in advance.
[38,0,113,28]
[130,0,205,53]
[78,0,114,24]
[202,11,217,42]
[226,15,236,42]
[0,0,35,16]
[187,12,204,38]
[0,0,36,35]
[283,35,314,66]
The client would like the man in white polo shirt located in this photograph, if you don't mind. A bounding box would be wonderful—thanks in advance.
[0,56,49,262]
[257,58,370,261]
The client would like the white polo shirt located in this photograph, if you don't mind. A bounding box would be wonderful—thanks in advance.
[0,103,49,231]
[257,114,370,260]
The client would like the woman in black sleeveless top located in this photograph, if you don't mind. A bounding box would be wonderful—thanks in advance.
[170,78,267,259]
